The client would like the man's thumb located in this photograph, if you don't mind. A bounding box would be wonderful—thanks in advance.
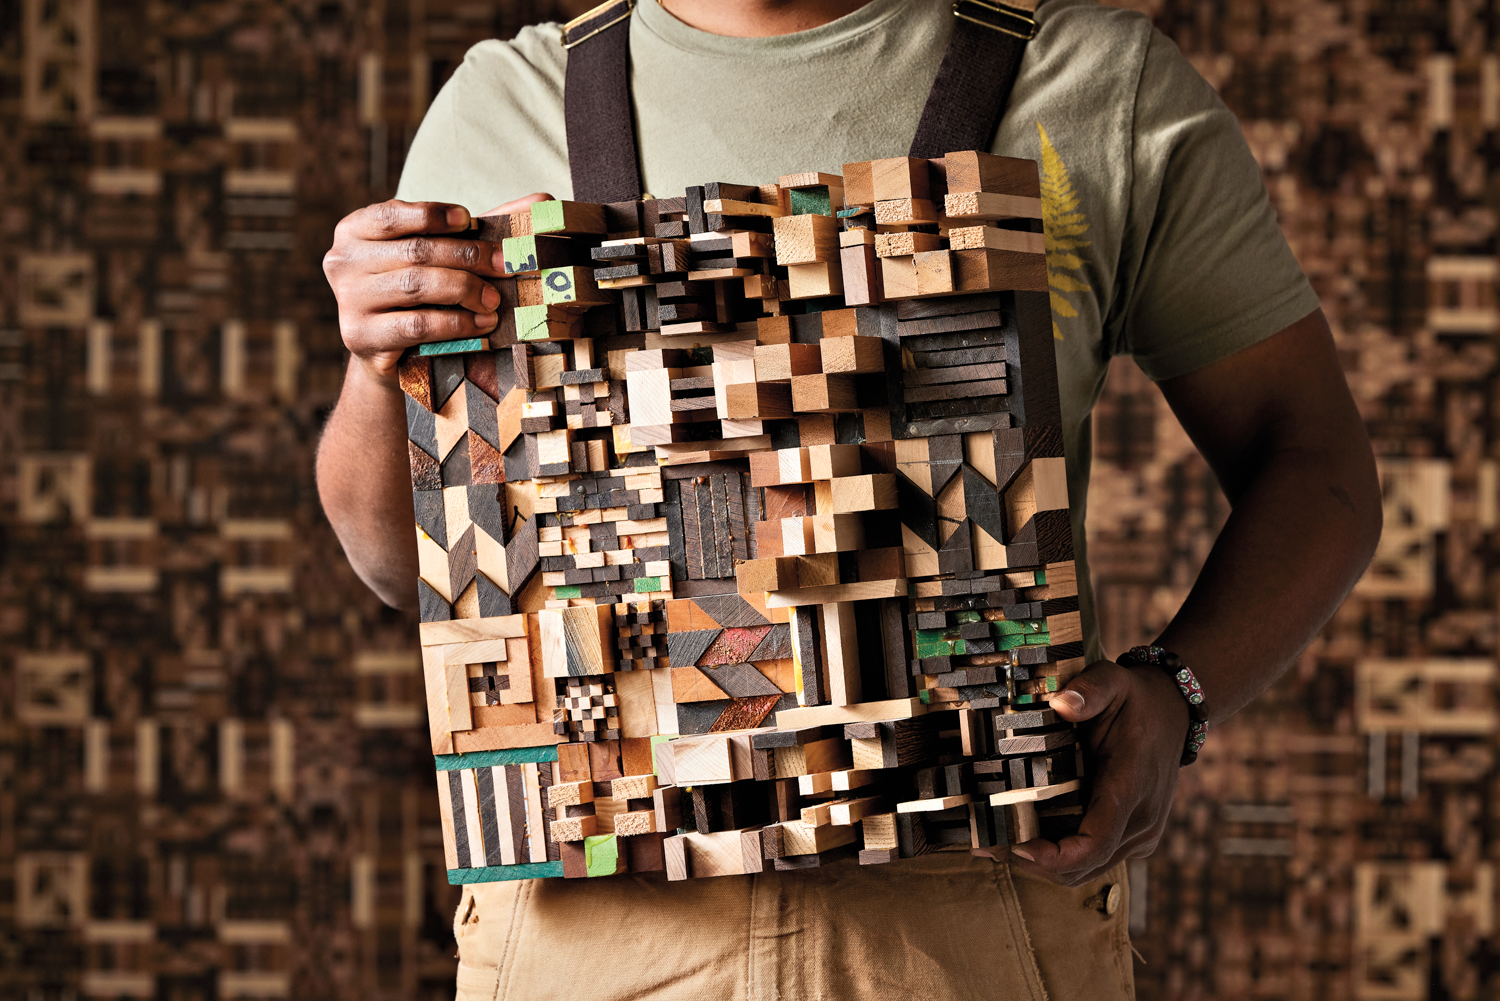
[1048,661,1132,722]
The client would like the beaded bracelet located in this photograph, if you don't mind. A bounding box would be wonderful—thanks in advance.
[1116,645,1209,766]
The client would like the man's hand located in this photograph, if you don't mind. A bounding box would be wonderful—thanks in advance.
[315,193,549,607]
[321,194,550,386]
[1003,663,1189,886]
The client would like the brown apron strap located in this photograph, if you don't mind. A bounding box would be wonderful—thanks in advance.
[562,0,1038,197]
[908,0,1037,159]
[562,0,643,203]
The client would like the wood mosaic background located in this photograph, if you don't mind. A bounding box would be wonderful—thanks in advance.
[0,0,1495,998]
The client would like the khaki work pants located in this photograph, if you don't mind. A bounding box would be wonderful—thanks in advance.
[452,853,1134,1000]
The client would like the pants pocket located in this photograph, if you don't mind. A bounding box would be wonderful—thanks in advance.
[452,882,527,1000]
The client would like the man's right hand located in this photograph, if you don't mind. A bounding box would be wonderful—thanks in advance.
[322,194,550,387]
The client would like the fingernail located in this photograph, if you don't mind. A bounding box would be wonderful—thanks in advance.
[474,312,498,330]
[493,248,509,272]
[447,206,472,230]
[1056,690,1085,714]
[482,285,501,309]
[1011,847,1036,862]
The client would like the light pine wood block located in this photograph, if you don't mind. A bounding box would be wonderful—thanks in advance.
[820,601,862,707]
[753,342,822,382]
[879,255,918,299]
[818,336,883,375]
[672,734,735,785]
[830,473,897,513]
[786,261,843,299]
[944,191,1043,222]
[779,819,857,857]
[946,225,1045,255]
[549,814,597,842]
[870,157,930,201]
[775,697,927,731]
[943,151,1040,197]
[913,250,955,296]
[545,779,595,808]
[772,214,839,266]
[874,231,944,258]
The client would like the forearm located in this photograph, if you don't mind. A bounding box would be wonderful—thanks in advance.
[316,359,419,608]
[1152,445,1381,723]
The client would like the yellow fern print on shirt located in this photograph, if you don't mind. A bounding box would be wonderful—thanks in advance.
[1038,123,1092,341]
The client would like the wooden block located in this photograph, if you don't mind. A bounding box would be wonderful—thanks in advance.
[546,779,595,809]
[702,197,785,218]
[811,513,864,553]
[558,742,591,783]
[529,200,607,235]
[786,261,844,299]
[870,157,930,202]
[818,336,884,375]
[671,733,735,784]
[839,244,882,307]
[772,737,852,777]
[987,778,1082,807]
[842,160,875,205]
[610,773,659,801]
[664,833,690,880]
[862,812,899,851]
[613,810,658,837]
[549,814,598,842]
[819,601,862,707]
[946,226,1045,255]
[828,795,890,825]
[806,443,862,480]
[614,668,658,739]
[839,227,877,247]
[773,214,839,266]
[777,517,814,557]
[683,828,767,876]
[791,373,858,413]
[766,578,907,608]
[723,381,793,420]
[879,255,918,300]
[654,785,684,831]
[897,793,972,813]
[874,231,944,258]
[874,198,939,226]
[419,616,529,645]
[830,473,897,512]
[539,604,616,677]
[737,555,800,595]
[943,151,1041,197]
[913,250,955,296]
[779,819,858,857]
[943,191,1043,222]
[775,697,927,730]
[754,342,822,382]
[953,247,1047,293]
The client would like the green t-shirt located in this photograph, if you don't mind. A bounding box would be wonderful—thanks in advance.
[397,0,1321,663]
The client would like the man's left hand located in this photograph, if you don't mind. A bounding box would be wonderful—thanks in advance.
[1002,661,1190,886]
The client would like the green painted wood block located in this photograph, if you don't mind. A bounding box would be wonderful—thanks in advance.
[529,200,569,234]
[634,576,662,593]
[552,584,582,599]
[434,745,561,771]
[584,834,622,877]
[418,337,488,356]
[1034,570,1047,584]
[448,861,564,884]
[789,186,832,217]
[541,266,584,305]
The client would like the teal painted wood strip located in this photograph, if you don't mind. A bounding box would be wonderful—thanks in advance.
[418,337,489,356]
[447,861,563,884]
[434,745,560,771]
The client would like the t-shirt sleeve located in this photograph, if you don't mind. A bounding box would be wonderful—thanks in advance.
[396,72,468,206]
[1109,30,1320,381]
